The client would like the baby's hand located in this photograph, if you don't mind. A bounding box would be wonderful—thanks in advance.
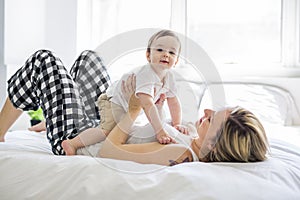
[174,124,189,135]
[156,130,176,144]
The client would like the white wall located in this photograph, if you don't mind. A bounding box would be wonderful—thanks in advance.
[44,0,77,69]
[5,0,77,72]
[0,0,5,108]
[4,0,46,67]
[3,0,78,130]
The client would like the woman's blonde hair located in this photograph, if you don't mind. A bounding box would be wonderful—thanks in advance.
[147,29,181,55]
[204,107,269,162]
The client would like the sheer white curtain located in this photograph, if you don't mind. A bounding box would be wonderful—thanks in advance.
[77,0,172,53]
[77,0,300,75]
[187,0,282,66]
[77,0,173,81]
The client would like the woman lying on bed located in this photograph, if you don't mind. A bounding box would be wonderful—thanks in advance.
[0,49,269,165]
[96,75,269,165]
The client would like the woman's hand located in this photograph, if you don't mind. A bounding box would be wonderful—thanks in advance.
[121,74,141,114]
[128,94,142,114]
[121,74,135,102]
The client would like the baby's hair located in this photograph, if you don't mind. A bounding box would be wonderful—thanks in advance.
[147,29,181,55]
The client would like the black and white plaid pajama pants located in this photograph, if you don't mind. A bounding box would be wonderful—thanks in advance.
[7,49,111,155]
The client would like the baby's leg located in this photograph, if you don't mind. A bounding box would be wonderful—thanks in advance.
[62,127,107,155]
[98,95,126,134]
[62,95,125,156]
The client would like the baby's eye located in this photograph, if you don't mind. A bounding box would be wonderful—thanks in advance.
[169,51,176,55]
[156,48,164,52]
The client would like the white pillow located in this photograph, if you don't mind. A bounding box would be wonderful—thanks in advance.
[200,83,295,125]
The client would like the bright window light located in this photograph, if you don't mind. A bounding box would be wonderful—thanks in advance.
[90,0,171,47]
[187,0,281,65]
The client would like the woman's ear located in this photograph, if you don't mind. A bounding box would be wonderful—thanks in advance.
[146,51,151,62]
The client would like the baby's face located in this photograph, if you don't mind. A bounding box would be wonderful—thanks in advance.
[147,36,180,69]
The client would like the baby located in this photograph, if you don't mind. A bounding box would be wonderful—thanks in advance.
[62,29,188,155]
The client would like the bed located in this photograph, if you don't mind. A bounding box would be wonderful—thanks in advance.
[1,78,300,199]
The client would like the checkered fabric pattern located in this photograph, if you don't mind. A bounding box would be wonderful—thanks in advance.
[70,50,111,121]
[7,50,111,155]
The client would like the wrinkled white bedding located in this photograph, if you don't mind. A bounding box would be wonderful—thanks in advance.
[1,80,300,200]
[1,124,300,200]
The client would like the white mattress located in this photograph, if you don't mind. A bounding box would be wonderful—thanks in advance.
[1,123,300,200]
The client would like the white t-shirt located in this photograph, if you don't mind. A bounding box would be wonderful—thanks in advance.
[106,64,177,111]
[77,123,199,162]
[127,123,199,162]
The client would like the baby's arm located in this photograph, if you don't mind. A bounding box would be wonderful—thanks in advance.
[155,93,166,120]
[167,96,189,135]
[137,93,176,144]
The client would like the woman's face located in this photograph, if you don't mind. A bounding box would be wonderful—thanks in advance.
[146,36,180,69]
[195,109,231,142]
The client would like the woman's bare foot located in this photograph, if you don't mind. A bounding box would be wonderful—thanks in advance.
[28,121,46,132]
[62,140,76,156]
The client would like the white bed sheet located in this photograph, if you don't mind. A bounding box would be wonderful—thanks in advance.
[1,124,300,200]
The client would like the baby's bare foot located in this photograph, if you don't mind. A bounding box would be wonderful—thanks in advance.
[62,140,76,156]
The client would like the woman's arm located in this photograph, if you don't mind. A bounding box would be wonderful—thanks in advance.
[99,95,193,166]
[0,98,23,142]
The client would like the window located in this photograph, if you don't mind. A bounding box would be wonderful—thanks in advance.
[78,0,300,73]
[77,0,173,81]
[187,0,281,66]
[77,0,172,51]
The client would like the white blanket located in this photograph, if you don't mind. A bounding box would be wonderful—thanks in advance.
[1,124,300,200]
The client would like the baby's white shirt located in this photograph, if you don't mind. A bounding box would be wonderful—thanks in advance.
[106,64,177,111]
